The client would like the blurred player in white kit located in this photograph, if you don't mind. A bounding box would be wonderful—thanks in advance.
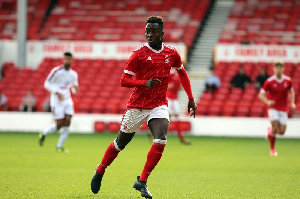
[39,52,79,152]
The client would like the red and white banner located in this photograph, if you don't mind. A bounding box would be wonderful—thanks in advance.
[0,41,187,69]
[215,44,300,63]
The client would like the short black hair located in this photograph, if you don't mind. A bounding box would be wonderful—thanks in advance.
[64,52,72,57]
[145,16,164,29]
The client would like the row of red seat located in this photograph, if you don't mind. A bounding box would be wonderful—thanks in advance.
[0,0,50,40]
[219,0,300,44]
[0,0,210,48]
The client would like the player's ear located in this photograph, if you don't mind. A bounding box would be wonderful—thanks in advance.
[161,30,165,40]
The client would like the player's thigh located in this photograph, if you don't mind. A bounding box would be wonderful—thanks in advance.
[270,120,280,133]
[268,109,280,132]
[52,104,64,119]
[278,124,286,135]
[147,105,170,140]
[62,105,74,126]
[148,118,169,140]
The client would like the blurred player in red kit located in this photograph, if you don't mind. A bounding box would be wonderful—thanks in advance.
[91,16,197,198]
[167,69,191,144]
[259,61,296,156]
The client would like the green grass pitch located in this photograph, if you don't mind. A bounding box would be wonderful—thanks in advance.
[0,132,300,199]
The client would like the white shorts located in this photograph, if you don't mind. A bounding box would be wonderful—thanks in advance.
[120,105,170,133]
[168,99,180,115]
[268,108,288,125]
[51,103,74,120]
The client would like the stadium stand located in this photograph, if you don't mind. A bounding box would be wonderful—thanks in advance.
[0,0,51,40]
[197,61,300,117]
[0,0,211,48]
[219,0,300,45]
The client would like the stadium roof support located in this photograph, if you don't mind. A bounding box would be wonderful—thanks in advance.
[17,0,27,69]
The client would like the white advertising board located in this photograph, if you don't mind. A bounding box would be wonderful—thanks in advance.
[0,40,187,69]
[215,44,300,63]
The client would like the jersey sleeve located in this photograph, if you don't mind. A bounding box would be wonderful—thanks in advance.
[260,80,269,94]
[44,67,60,93]
[172,50,183,70]
[124,51,139,76]
[73,72,79,86]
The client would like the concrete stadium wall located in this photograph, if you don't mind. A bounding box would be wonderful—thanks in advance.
[0,112,299,138]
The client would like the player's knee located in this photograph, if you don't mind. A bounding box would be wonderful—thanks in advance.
[271,126,279,134]
[279,129,286,135]
[153,139,167,145]
[115,137,131,150]
[154,133,167,141]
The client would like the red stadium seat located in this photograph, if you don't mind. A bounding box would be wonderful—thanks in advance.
[94,121,107,133]
[108,122,120,133]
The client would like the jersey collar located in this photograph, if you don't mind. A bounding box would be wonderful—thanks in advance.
[273,75,285,83]
[145,43,164,53]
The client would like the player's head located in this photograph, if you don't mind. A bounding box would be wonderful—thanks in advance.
[63,52,73,70]
[145,16,164,50]
[273,60,284,77]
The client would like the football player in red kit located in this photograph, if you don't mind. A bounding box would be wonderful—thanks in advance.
[167,69,191,144]
[91,16,197,198]
[259,61,296,156]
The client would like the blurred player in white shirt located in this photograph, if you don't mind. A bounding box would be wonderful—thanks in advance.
[39,52,79,152]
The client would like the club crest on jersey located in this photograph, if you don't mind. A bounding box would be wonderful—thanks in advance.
[147,56,152,61]
[165,55,169,64]
[284,82,287,87]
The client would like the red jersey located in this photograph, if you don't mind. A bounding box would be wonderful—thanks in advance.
[167,71,181,100]
[261,75,293,111]
[124,43,183,109]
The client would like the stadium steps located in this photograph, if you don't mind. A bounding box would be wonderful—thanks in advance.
[189,0,234,72]
[178,0,234,114]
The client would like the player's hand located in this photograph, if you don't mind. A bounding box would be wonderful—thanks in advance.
[146,78,161,88]
[56,93,64,101]
[291,103,296,111]
[188,99,197,118]
[267,100,275,107]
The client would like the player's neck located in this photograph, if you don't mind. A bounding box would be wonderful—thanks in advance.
[275,74,282,79]
[64,66,71,70]
[149,42,162,50]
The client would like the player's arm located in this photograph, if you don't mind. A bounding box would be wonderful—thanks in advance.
[258,90,274,107]
[120,51,160,88]
[44,69,63,100]
[72,72,79,94]
[290,88,296,110]
[176,67,197,117]
[173,51,196,117]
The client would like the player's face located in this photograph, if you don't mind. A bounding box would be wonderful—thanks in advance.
[274,65,284,76]
[63,56,73,69]
[145,23,164,50]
